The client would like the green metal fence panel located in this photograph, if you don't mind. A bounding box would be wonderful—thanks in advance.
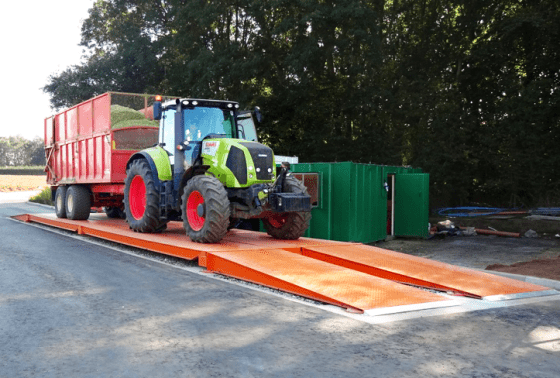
[394,173,430,238]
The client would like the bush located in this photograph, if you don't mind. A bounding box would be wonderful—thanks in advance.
[29,187,53,206]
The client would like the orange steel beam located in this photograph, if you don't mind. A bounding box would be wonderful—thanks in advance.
[13,213,80,232]
[12,214,259,263]
[206,249,450,313]
[297,244,548,298]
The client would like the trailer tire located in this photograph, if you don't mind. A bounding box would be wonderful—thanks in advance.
[65,185,91,220]
[124,159,167,233]
[182,175,230,243]
[55,186,67,218]
[262,175,311,240]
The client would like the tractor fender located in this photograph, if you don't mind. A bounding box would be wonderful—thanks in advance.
[127,146,173,190]
[177,164,211,201]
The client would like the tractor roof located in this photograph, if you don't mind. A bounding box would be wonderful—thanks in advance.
[162,98,239,110]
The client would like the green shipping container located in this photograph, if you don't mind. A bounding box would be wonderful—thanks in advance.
[288,162,429,243]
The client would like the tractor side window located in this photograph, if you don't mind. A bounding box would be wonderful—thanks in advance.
[183,107,231,141]
[161,109,175,151]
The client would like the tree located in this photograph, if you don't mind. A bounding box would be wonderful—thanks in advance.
[43,0,560,206]
[0,136,44,166]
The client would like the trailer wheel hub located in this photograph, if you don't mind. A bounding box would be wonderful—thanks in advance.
[57,192,63,210]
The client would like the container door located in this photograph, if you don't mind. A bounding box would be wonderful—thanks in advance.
[394,173,429,238]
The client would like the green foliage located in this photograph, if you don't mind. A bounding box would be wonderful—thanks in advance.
[29,187,53,206]
[43,0,560,207]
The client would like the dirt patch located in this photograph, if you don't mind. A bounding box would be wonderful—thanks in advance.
[486,256,560,280]
[0,175,47,192]
[376,235,560,280]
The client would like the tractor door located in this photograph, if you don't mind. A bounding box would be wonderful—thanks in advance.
[394,173,430,238]
[160,108,176,166]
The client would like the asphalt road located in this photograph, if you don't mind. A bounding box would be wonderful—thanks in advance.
[2,198,560,377]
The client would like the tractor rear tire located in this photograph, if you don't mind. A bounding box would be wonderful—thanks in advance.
[65,185,91,220]
[263,175,311,240]
[182,175,230,243]
[104,206,126,219]
[124,159,167,233]
[55,186,67,218]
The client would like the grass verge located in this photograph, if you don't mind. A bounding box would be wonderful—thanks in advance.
[29,187,53,206]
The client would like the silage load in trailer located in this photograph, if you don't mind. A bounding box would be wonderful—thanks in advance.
[110,104,159,129]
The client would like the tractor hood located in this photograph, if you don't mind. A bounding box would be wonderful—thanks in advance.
[201,139,276,188]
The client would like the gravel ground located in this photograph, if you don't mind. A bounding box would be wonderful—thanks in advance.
[376,236,560,271]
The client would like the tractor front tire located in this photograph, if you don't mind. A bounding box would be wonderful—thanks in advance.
[124,159,167,233]
[263,175,311,240]
[55,186,67,218]
[65,185,91,220]
[182,175,230,243]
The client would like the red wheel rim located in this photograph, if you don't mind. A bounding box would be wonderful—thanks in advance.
[129,175,146,220]
[268,214,288,228]
[187,190,205,231]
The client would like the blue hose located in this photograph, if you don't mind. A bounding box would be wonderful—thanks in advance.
[532,208,560,216]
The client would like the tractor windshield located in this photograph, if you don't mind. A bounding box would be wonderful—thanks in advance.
[184,107,235,141]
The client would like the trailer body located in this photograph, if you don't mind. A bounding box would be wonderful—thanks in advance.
[45,92,160,207]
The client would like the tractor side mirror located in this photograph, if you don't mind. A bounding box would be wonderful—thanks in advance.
[153,101,162,120]
[254,106,262,123]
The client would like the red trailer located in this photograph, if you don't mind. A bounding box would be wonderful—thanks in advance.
[45,92,162,220]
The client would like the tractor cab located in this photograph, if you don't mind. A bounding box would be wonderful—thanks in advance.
[156,99,239,168]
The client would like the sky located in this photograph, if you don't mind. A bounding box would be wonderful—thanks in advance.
[0,0,94,140]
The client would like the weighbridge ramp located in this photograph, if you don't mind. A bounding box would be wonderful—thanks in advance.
[13,213,554,314]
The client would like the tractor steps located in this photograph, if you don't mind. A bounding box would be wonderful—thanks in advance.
[13,213,553,314]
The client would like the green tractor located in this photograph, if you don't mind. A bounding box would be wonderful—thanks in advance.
[123,97,311,243]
